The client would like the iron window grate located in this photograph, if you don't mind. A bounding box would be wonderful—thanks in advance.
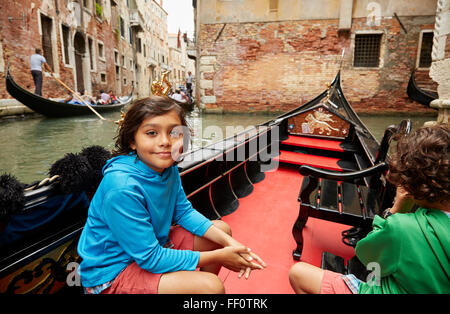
[418,32,433,68]
[354,34,382,68]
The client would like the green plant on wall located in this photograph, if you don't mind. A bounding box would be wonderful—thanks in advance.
[115,28,120,42]
[95,2,103,18]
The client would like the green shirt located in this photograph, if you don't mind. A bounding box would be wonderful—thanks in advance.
[355,208,450,294]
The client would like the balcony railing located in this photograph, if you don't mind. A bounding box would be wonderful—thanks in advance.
[129,9,144,32]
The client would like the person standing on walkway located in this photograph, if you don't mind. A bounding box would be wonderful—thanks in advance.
[185,71,193,97]
[30,48,52,96]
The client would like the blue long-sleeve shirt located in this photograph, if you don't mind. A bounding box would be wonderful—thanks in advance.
[77,154,213,288]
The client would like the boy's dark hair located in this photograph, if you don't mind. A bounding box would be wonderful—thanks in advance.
[387,123,449,203]
[112,96,190,157]
[35,48,41,54]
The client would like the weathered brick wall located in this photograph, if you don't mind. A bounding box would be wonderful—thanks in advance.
[0,0,133,100]
[198,16,437,114]
[0,0,62,99]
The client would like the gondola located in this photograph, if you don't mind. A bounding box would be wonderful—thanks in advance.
[0,71,408,294]
[5,65,133,118]
[406,69,438,106]
[172,97,195,113]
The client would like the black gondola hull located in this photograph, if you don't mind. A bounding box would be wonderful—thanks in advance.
[406,70,438,106]
[5,67,132,117]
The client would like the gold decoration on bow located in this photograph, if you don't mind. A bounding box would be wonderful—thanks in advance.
[116,71,172,130]
[115,110,126,129]
[151,70,172,96]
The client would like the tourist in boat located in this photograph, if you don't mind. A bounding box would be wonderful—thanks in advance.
[289,123,450,294]
[77,96,266,294]
[30,48,52,96]
[108,90,119,104]
[170,89,188,103]
[61,90,82,105]
[80,89,96,105]
[98,89,111,105]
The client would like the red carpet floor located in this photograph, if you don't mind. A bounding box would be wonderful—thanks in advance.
[218,166,355,294]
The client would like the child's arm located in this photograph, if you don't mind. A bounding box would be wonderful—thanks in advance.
[200,224,267,276]
[390,186,415,214]
[198,246,259,272]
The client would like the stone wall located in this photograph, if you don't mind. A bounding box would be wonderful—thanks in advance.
[197,16,437,114]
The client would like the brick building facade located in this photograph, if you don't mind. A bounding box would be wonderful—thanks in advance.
[0,0,169,101]
[194,0,439,114]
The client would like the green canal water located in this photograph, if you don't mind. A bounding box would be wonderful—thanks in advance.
[0,109,435,184]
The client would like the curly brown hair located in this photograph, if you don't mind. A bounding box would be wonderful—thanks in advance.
[112,96,191,157]
[387,123,449,203]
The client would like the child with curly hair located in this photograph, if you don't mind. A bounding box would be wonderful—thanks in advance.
[289,123,449,294]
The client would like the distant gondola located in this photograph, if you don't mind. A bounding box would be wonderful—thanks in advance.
[172,97,195,112]
[0,71,410,294]
[5,65,133,118]
[406,69,438,106]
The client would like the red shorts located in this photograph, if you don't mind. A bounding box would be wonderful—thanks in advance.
[320,270,353,294]
[101,225,195,294]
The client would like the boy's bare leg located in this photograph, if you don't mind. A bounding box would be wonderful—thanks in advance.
[289,262,324,294]
[158,220,231,294]
[158,270,225,294]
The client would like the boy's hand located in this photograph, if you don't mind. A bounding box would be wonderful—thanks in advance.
[218,246,263,273]
[390,186,415,214]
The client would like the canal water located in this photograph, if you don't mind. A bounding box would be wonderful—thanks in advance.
[0,108,435,184]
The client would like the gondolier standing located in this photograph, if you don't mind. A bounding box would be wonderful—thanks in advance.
[30,48,52,96]
[185,71,193,97]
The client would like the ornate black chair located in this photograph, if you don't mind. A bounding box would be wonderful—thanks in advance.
[292,120,412,261]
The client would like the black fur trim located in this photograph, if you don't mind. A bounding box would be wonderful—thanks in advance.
[0,174,26,219]
[80,145,111,190]
[49,153,93,194]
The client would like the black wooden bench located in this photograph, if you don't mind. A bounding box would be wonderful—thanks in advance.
[292,120,411,261]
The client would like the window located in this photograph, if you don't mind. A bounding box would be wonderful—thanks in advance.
[100,73,106,82]
[137,38,142,53]
[129,27,133,45]
[418,32,433,68]
[88,37,95,70]
[114,50,119,65]
[61,24,70,65]
[83,0,92,11]
[40,14,54,70]
[269,0,278,13]
[353,34,382,68]
[98,42,105,60]
[119,16,125,38]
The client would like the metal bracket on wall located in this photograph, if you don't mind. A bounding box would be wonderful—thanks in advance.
[215,23,227,43]
[393,13,408,34]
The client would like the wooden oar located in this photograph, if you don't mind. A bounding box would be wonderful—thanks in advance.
[49,72,107,121]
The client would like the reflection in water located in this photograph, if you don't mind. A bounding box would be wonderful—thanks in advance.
[0,109,435,184]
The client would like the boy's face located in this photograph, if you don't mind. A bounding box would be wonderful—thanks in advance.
[130,110,183,173]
